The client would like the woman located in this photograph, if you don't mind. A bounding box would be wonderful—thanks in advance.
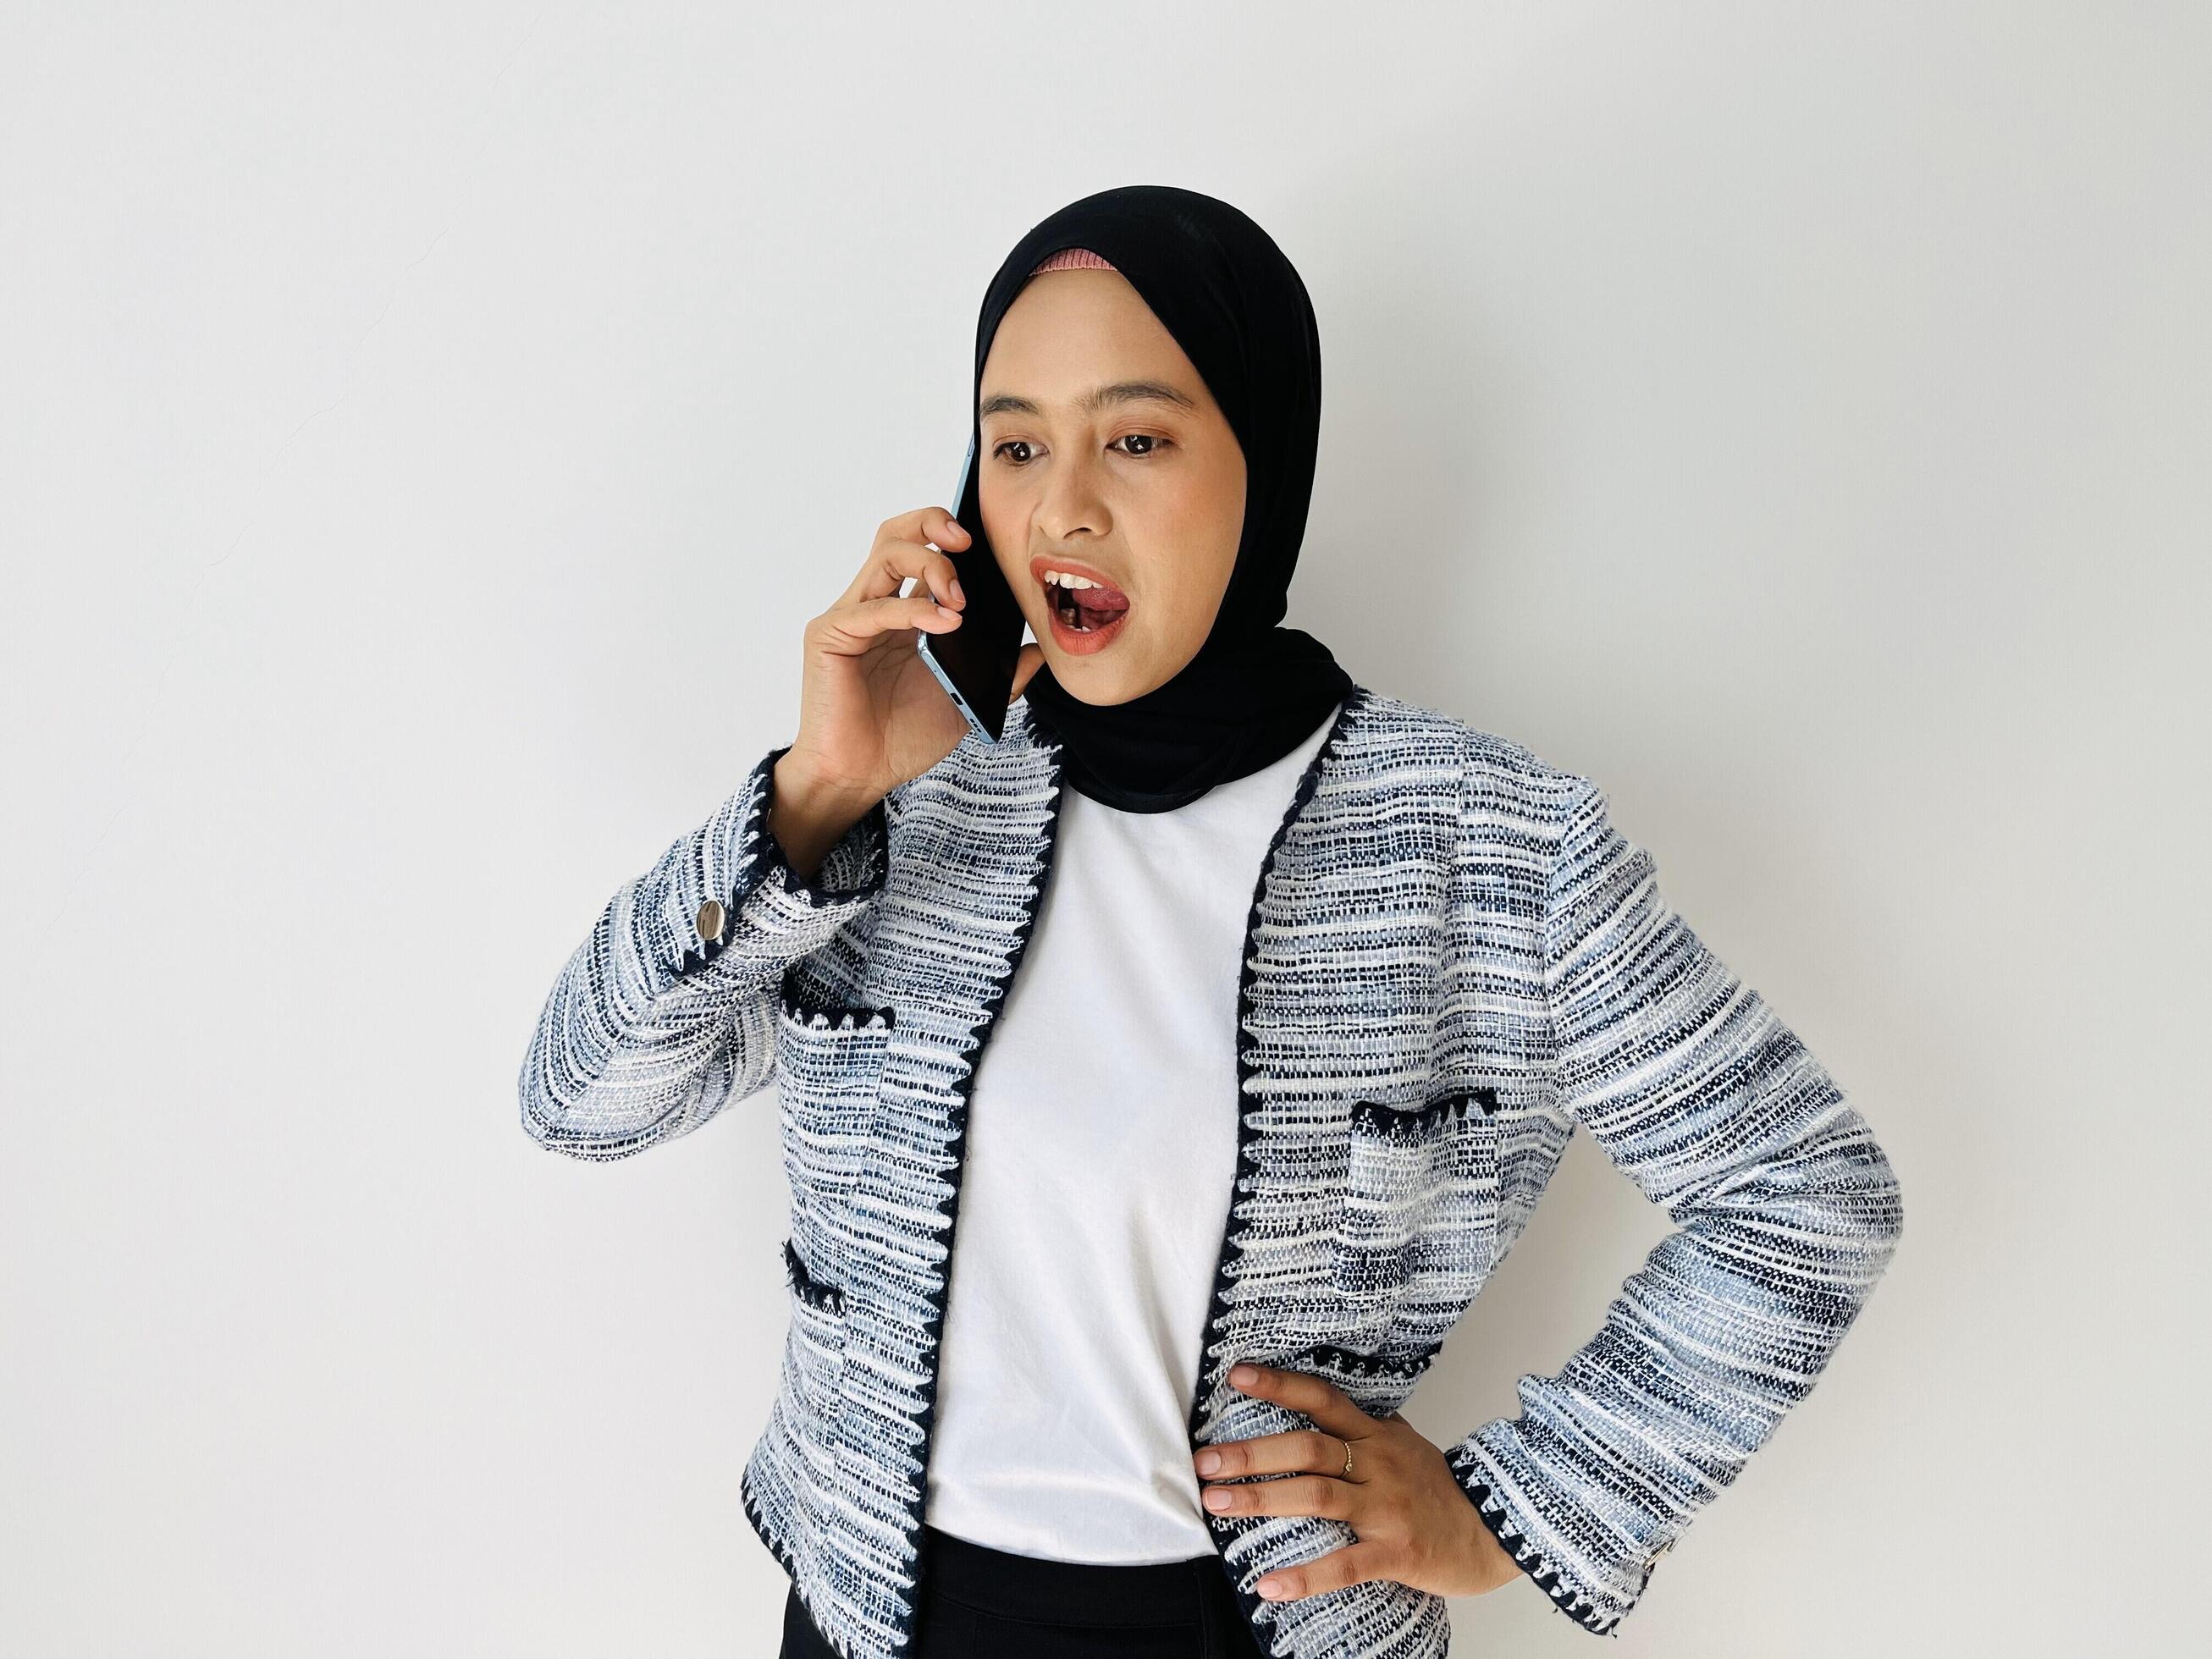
[519,186,1904,1659]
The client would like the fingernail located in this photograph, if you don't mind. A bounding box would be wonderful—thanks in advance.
[1256,1579,1283,1599]
[1195,1451,1220,1474]
[949,579,964,604]
[936,604,959,620]
[1205,1488,1233,1511]
[1230,1364,1257,1386]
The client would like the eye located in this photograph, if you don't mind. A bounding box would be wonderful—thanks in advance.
[990,433,1172,467]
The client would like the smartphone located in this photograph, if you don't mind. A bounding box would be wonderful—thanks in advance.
[915,431,1028,742]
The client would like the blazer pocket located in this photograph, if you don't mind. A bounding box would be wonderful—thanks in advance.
[775,967,896,1215]
[1278,1340,1440,1419]
[1330,1086,1503,1309]
[781,1234,852,1434]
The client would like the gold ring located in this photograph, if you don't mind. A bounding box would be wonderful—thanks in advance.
[1340,1436,1354,1480]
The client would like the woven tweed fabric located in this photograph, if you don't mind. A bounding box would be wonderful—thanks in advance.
[518,686,1904,1656]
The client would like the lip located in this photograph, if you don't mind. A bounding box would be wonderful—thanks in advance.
[1028,554,1130,602]
[1030,554,1133,657]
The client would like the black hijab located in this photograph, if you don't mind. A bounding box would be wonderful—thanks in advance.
[957,184,1356,813]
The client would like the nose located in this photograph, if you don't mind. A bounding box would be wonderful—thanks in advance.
[1035,444,1112,544]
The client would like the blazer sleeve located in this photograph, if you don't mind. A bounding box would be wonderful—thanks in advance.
[1443,772,1905,1634]
[516,742,891,1161]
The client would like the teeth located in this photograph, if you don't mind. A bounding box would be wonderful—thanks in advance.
[1041,567,1124,636]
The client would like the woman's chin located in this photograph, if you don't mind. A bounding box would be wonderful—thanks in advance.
[1041,635,1157,705]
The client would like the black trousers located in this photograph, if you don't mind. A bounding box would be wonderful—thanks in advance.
[780,1523,1271,1658]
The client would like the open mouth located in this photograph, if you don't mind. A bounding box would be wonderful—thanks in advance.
[1033,560,1134,647]
[1044,576,1131,634]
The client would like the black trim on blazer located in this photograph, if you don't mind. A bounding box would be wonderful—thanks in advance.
[888,700,1072,1659]
[1184,686,1373,1656]
[781,1236,847,1316]
[1347,1085,1501,1138]
[1292,1340,1439,1383]
[776,967,896,1032]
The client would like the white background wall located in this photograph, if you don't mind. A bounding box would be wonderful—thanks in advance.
[4,3,2205,1653]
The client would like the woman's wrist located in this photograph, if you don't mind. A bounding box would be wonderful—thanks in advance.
[770,752,883,886]
[1458,1496,1525,1596]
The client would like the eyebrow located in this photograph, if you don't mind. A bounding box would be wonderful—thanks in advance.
[978,380,1199,420]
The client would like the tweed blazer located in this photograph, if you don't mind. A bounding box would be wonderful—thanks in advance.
[517,685,1903,1657]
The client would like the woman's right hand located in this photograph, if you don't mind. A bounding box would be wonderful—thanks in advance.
[775,508,1044,850]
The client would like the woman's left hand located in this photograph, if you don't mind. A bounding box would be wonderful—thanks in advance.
[1194,1363,1524,1604]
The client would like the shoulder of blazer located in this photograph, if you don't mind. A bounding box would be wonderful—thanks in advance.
[1345,688,1595,813]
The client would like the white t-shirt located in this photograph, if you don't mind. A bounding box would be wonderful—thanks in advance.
[923,703,1343,1564]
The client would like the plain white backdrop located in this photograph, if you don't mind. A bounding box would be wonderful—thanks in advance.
[4,3,2206,1654]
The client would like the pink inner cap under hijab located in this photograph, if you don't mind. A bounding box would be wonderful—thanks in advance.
[1029,247,1117,274]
